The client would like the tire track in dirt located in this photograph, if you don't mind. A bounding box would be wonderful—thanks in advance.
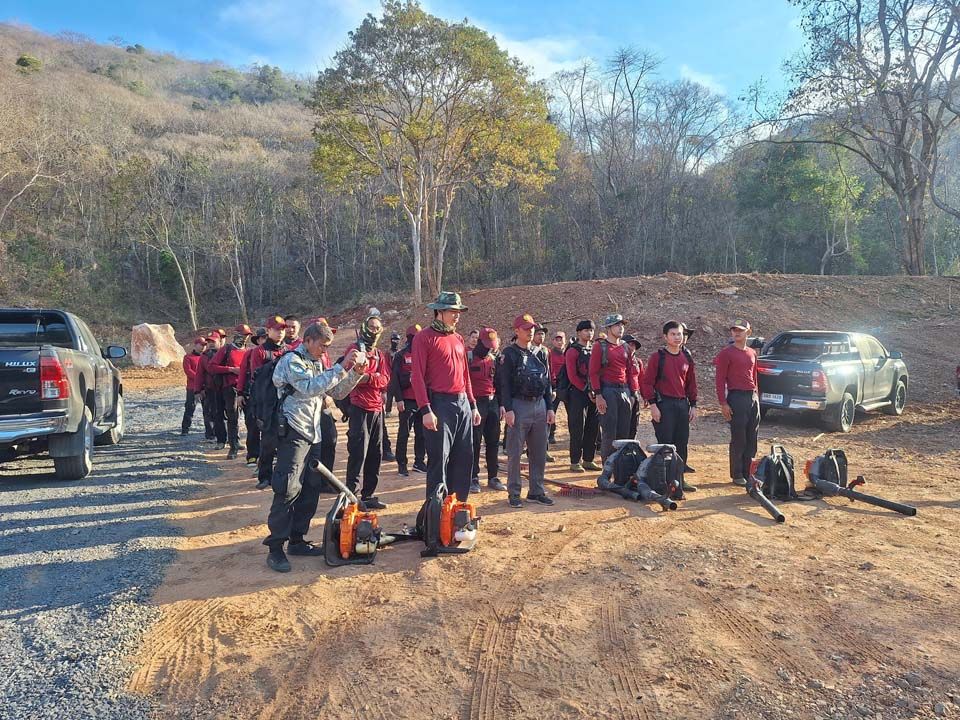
[598,603,658,720]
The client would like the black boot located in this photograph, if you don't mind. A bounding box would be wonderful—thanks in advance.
[267,547,291,572]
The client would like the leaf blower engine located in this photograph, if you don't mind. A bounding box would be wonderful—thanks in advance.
[309,459,382,566]
[416,482,480,557]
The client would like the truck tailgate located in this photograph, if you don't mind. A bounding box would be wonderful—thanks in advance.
[0,349,42,415]
[757,359,821,399]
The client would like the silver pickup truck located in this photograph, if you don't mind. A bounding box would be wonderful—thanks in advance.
[0,309,127,480]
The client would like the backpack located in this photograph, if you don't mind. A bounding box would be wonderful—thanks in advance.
[505,345,550,398]
[610,441,646,486]
[556,344,589,402]
[806,448,848,488]
[752,445,799,500]
[637,444,685,500]
[652,347,694,399]
[250,351,294,435]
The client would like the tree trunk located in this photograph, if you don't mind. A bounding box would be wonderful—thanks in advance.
[404,206,423,304]
[903,204,926,275]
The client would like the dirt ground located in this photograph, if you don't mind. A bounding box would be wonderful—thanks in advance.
[123,273,960,719]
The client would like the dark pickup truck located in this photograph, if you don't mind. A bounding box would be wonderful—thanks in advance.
[0,309,127,480]
[757,331,908,432]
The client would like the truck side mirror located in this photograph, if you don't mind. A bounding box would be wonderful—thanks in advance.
[888,350,903,360]
[105,345,127,360]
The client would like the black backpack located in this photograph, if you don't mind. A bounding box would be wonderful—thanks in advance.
[753,445,799,500]
[250,351,294,435]
[611,441,646,486]
[637,444,685,500]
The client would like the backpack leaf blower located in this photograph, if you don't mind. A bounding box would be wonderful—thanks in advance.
[804,449,917,516]
[309,459,382,566]
[746,445,798,523]
[416,481,480,557]
[595,440,679,511]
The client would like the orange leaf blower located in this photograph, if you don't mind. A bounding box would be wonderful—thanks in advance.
[416,481,480,557]
[310,459,382,566]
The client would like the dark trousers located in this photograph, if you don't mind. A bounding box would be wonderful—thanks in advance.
[548,395,561,440]
[473,396,501,481]
[599,385,632,460]
[346,405,383,500]
[244,402,260,461]
[425,392,474,501]
[201,390,217,439]
[264,429,323,549]
[566,386,599,464]
[653,397,691,465]
[258,432,278,485]
[181,389,199,433]
[320,409,337,474]
[214,386,240,448]
[396,404,425,468]
[727,390,760,480]
[629,392,641,441]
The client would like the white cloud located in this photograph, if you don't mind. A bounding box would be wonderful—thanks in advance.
[218,0,380,71]
[492,34,589,78]
[679,64,727,95]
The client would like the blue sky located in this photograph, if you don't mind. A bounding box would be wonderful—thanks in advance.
[5,1,804,96]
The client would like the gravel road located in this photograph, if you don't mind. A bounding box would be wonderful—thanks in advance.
[0,385,215,719]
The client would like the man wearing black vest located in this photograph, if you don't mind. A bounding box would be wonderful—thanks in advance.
[564,320,601,472]
[640,320,698,492]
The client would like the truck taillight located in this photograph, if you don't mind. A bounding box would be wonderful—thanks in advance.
[757,361,779,375]
[40,356,70,400]
[811,370,827,394]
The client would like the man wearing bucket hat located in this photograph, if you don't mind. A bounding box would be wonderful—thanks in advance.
[714,319,761,487]
[589,313,640,460]
[411,291,482,501]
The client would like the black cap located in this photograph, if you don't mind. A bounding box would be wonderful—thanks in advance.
[623,334,641,349]
[576,320,595,332]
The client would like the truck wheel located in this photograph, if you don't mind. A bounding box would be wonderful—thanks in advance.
[823,392,855,433]
[54,408,94,481]
[883,380,906,416]
[759,406,771,420]
[95,394,125,446]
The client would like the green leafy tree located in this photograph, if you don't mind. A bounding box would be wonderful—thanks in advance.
[311,0,560,301]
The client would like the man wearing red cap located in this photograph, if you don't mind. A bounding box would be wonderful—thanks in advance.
[209,324,252,458]
[180,337,207,435]
[499,313,556,508]
[390,324,426,476]
[714,320,760,487]
[469,327,505,492]
[198,332,223,442]
[410,291,481,501]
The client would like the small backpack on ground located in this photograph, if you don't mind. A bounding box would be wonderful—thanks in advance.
[610,441,646,486]
[752,444,800,500]
[250,352,294,436]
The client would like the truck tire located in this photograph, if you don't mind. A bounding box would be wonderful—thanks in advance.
[759,406,771,420]
[53,407,94,481]
[95,393,125,446]
[883,379,907,416]
[823,392,855,433]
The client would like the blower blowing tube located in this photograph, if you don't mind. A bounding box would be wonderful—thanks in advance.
[747,480,786,523]
[635,480,677,511]
[810,476,917,516]
[308,459,359,505]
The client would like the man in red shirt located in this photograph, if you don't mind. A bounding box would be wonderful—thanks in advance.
[198,332,222,442]
[411,291,482,501]
[209,324,252,459]
[180,337,206,435]
[590,314,640,460]
[344,315,392,508]
[469,327,505,492]
[640,320,698,491]
[715,320,760,487]
[547,331,566,445]
[564,320,600,472]
[624,334,645,441]
[284,315,302,350]
[390,324,426,477]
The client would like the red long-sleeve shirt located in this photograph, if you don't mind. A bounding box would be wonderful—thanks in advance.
[714,345,758,403]
[548,348,566,385]
[588,340,639,390]
[564,344,590,392]
[629,354,644,393]
[183,352,204,392]
[209,344,245,390]
[469,353,496,397]
[199,349,218,392]
[346,342,391,411]
[410,327,475,409]
[641,349,698,405]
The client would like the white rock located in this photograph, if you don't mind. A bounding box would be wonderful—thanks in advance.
[130,323,186,368]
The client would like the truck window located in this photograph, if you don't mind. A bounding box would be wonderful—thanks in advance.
[75,318,102,357]
[0,313,74,348]
[762,334,845,360]
[859,337,886,360]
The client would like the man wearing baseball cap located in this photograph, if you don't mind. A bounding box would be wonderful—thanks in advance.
[410,291,482,501]
[247,316,295,487]
[390,324,427,476]
[623,334,645,441]
[714,320,760,487]
[589,314,640,460]
[198,332,223,442]
[208,324,252,459]
[469,327,505,492]
[180,337,207,436]
[499,313,556,507]
[564,320,600,472]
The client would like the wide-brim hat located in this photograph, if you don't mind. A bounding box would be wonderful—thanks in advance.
[427,290,468,311]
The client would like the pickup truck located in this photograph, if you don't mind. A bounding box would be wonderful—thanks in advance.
[0,309,127,480]
[757,331,908,432]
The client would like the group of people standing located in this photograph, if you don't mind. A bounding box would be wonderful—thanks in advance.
[180,291,763,572]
